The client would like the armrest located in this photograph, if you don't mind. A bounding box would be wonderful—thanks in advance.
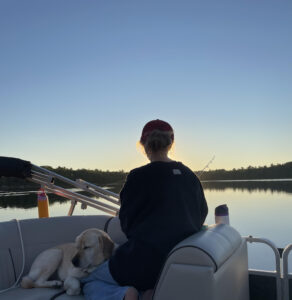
[153,224,246,300]
[169,224,242,271]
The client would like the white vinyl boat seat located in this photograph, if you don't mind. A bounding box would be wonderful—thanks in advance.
[0,216,249,300]
[153,224,249,300]
[106,217,249,300]
[0,215,110,300]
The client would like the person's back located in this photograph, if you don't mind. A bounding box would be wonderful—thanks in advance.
[118,160,207,252]
[82,119,208,300]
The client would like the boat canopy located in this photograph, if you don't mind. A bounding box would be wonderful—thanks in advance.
[0,157,32,179]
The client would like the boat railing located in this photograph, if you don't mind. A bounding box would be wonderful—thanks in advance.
[246,236,289,300]
[29,165,120,216]
[282,243,292,300]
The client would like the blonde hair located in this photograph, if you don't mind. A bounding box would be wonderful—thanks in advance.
[140,130,173,153]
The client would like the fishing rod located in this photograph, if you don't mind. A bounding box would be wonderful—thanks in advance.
[197,155,216,179]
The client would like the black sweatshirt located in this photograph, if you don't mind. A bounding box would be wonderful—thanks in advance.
[109,161,208,290]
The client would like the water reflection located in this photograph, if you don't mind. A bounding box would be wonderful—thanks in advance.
[0,186,119,209]
[1,180,292,209]
[201,179,292,194]
[0,191,68,209]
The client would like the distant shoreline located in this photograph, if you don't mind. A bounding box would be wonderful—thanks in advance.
[1,161,291,190]
[197,162,292,181]
[201,178,292,182]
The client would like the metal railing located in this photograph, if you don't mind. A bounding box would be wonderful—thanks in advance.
[282,244,292,300]
[29,165,121,216]
[245,236,282,300]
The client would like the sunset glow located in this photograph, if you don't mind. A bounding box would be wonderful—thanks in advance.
[1,1,291,171]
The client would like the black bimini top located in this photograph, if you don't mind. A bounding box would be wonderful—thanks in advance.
[0,157,32,179]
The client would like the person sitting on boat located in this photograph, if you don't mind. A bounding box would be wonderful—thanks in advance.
[81,119,208,300]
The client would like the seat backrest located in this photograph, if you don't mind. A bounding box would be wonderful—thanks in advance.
[154,224,249,300]
[170,224,242,270]
[105,216,127,245]
[0,215,110,290]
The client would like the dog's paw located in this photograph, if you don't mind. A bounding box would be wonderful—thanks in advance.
[64,277,81,295]
[66,288,81,296]
[52,280,63,288]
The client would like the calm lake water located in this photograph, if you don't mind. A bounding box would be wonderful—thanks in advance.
[1,179,292,272]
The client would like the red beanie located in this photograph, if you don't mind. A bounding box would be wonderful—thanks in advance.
[140,119,174,144]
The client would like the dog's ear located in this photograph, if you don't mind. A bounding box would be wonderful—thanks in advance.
[75,233,84,250]
[98,234,114,259]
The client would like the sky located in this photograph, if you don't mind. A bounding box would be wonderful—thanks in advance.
[1,0,291,172]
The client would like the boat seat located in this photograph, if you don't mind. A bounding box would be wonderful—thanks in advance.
[105,217,250,300]
[0,215,111,300]
[153,224,249,300]
[0,216,249,300]
[105,215,127,245]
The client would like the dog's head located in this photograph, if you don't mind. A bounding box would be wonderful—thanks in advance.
[75,228,114,270]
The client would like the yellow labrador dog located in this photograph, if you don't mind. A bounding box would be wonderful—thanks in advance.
[21,228,114,295]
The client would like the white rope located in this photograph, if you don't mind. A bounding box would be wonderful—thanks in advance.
[0,219,26,294]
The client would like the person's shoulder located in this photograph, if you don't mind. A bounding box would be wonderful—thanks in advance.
[177,162,200,181]
[126,163,153,179]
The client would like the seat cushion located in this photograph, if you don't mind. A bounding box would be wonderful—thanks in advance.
[170,224,242,271]
[105,217,127,245]
[0,249,15,290]
[0,287,85,300]
[0,215,111,290]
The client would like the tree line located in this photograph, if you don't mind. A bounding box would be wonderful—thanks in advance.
[198,162,292,180]
[0,167,127,191]
[0,161,292,191]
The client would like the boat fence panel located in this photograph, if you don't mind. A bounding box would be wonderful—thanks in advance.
[245,236,282,300]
